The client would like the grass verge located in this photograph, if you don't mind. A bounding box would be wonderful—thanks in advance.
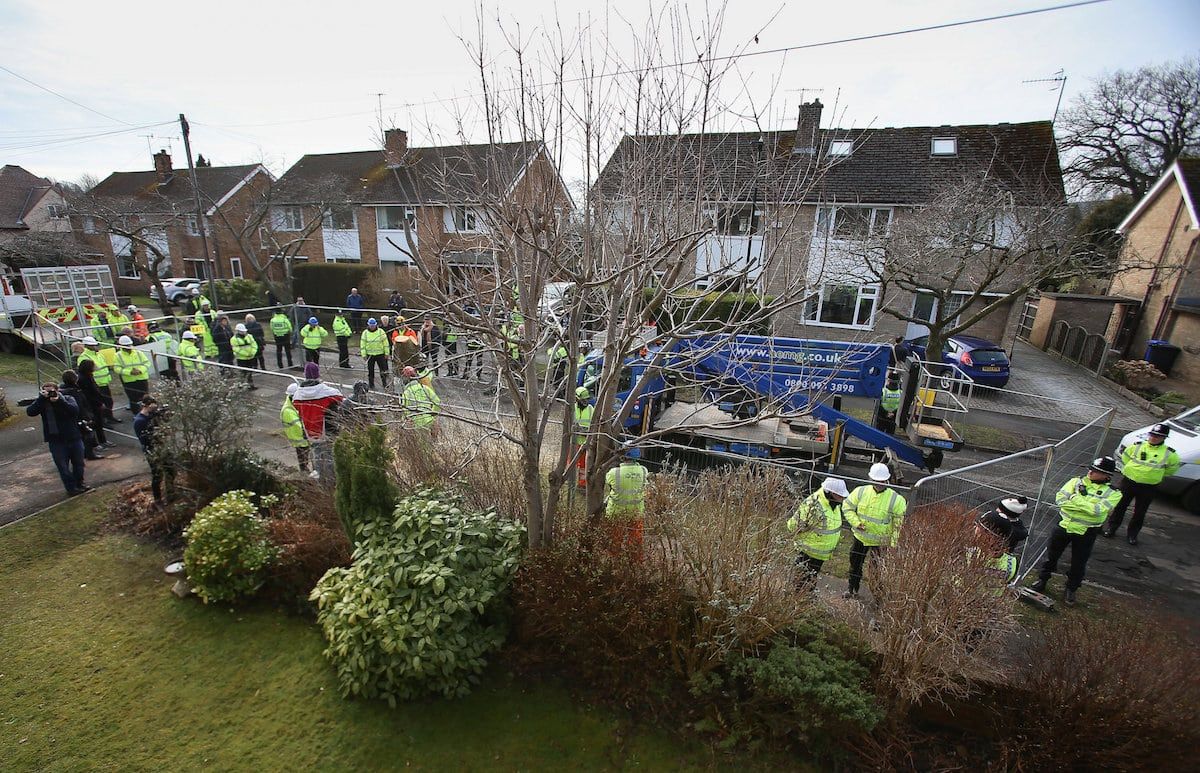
[0,493,718,771]
[0,352,39,384]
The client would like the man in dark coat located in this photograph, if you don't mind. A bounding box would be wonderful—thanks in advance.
[27,381,90,495]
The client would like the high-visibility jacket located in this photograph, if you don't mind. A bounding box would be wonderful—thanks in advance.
[1055,476,1121,535]
[360,328,389,356]
[147,331,176,371]
[195,294,211,309]
[401,381,441,429]
[843,484,907,547]
[231,333,259,361]
[113,348,151,384]
[547,344,568,364]
[502,324,520,361]
[269,313,293,338]
[178,338,203,372]
[786,489,842,561]
[573,403,593,445]
[86,313,111,343]
[444,323,458,343]
[332,316,352,338]
[131,313,149,340]
[880,386,902,413]
[300,324,327,350]
[108,311,131,332]
[966,547,1018,595]
[77,349,112,387]
[605,462,648,520]
[192,317,217,357]
[280,397,310,448]
[1120,440,1181,485]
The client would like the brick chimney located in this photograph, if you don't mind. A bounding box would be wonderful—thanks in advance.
[383,129,408,168]
[153,149,173,181]
[793,100,823,156]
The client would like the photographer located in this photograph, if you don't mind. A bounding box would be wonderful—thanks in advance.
[133,396,175,503]
[26,381,90,496]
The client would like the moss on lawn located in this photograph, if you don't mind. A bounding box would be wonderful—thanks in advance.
[0,493,724,771]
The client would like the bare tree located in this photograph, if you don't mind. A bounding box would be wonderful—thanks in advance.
[1059,57,1200,198]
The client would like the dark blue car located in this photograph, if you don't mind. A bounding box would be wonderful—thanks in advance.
[905,334,1011,388]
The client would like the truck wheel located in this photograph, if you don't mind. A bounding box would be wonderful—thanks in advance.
[1181,484,1200,515]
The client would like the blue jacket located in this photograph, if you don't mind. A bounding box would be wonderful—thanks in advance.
[345,293,365,310]
[26,393,82,442]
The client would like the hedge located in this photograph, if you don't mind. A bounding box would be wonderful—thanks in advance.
[646,288,774,333]
[292,264,380,310]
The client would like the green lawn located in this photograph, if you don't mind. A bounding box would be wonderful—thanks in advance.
[0,352,39,384]
[0,494,720,771]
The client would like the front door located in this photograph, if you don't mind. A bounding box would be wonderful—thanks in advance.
[905,293,937,340]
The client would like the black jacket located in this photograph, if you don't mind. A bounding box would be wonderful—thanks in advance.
[26,393,82,442]
[245,320,266,348]
[211,325,234,356]
[59,384,95,423]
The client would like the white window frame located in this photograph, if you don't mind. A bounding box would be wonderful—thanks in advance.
[185,214,201,236]
[815,206,893,240]
[931,137,958,156]
[272,206,304,231]
[229,257,243,279]
[709,205,763,236]
[322,206,357,231]
[47,203,69,220]
[376,206,416,231]
[804,283,879,330]
[828,140,853,157]
[449,205,481,233]
[82,216,97,234]
[325,255,362,264]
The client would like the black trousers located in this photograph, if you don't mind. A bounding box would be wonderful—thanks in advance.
[98,384,116,421]
[304,347,320,365]
[795,554,824,589]
[366,354,390,389]
[847,538,879,594]
[149,458,176,502]
[254,344,265,370]
[122,379,149,410]
[275,337,293,368]
[337,336,350,368]
[875,411,897,435]
[1038,525,1100,592]
[1106,478,1158,538]
[237,359,256,386]
[444,340,459,374]
[295,445,310,472]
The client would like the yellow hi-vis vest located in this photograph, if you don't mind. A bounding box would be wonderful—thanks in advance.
[178,339,203,372]
[401,381,441,429]
[231,334,258,361]
[1120,441,1182,485]
[360,328,389,356]
[604,462,647,520]
[113,349,150,383]
[843,485,907,547]
[77,349,112,387]
[786,489,842,561]
[880,386,902,413]
[1055,476,1121,535]
[269,314,292,338]
[573,403,593,445]
[281,397,309,448]
[301,324,327,351]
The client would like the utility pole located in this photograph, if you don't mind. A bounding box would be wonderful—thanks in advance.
[179,113,220,306]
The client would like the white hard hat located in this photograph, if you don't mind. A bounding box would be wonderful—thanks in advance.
[117,335,133,346]
[822,477,850,498]
[235,323,247,333]
[81,336,98,345]
[191,287,200,294]
[127,305,138,312]
[182,330,196,339]
[868,462,892,482]
[286,382,299,396]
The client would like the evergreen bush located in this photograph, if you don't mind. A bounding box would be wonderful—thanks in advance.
[292,263,379,310]
[183,489,278,604]
[311,489,525,704]
[211,278,266,309]
[333,425,398,543]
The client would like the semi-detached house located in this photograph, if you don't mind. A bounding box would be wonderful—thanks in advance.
[272,129,571,299]
[594,100,1065,344]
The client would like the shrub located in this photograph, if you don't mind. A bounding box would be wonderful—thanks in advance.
[152,370,256,497]
[104,481,194,548]
[310,490,525,704]
[334,425,398,542]
[262,481,351,609]
[183,489,278,604]
[998,612,1200,770]
[211,278,265,309]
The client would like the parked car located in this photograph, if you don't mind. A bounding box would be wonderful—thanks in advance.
[1116,404,1200,513]
[149,277,204,304]
[905,334,1012,389]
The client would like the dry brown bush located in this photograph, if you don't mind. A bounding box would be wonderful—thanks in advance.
[858,504,1017,721]
[262,480,351,608]
[103,482,194,549]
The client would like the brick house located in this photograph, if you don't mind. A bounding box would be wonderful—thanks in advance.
[594,101,1065,345]
[1108,157,1200,386]
[272,129,571,299]
[0,164,76,249]
[74,151,273,296]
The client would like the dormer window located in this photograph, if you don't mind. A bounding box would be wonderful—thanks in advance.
[931,137,958,156]
[828,140,853,157]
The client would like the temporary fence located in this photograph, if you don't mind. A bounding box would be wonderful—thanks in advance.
[908,406,1115,583]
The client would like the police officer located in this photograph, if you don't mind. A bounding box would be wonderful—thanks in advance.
[843,462,907,598]
[1103,423,1181,545]
[360,317,391,391]
[300,316,327,365]
[604,445,649,557]
[332,309,353,368]
[974,497,1030,589]
[786,477,849,588]
[112,335,151,411]
[876,373,903,434]
[231,323,260,389]
[269,307,294,368]
[1032,457,1122,605]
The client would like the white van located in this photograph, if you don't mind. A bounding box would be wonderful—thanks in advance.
[1115,404,1200,513]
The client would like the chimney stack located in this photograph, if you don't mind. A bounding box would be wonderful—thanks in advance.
[793,100,823,156]
[153,149,173,181]
[383,129,409,168]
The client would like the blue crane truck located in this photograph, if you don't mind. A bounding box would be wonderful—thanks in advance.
[579,334,952,472]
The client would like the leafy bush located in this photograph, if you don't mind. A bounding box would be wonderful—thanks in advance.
[152,370,256,497]
[334,425,398,543]
[183,489,278,604]
[997,612,1200,771]
[211,278,266,309]
[310,490,525,704]
[1151,390,1188,409]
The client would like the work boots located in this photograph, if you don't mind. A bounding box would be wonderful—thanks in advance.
[1030,578,1047,594]
[1064,589,1077,606]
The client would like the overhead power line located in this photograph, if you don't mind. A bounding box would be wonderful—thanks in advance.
[211,0,1112,130]
[0,63,134,126]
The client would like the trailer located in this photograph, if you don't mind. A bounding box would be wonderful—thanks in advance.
[0,265,121,350]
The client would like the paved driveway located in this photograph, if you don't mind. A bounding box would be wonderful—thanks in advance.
[965,341,1159,431]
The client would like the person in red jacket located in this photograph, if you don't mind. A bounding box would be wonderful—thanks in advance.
[291,362,344,480]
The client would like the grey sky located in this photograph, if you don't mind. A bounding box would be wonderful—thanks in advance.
[2,0,1197,185]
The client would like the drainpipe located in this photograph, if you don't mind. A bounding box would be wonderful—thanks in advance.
[1151,235,1200,341]
[1123,197,1185,359]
